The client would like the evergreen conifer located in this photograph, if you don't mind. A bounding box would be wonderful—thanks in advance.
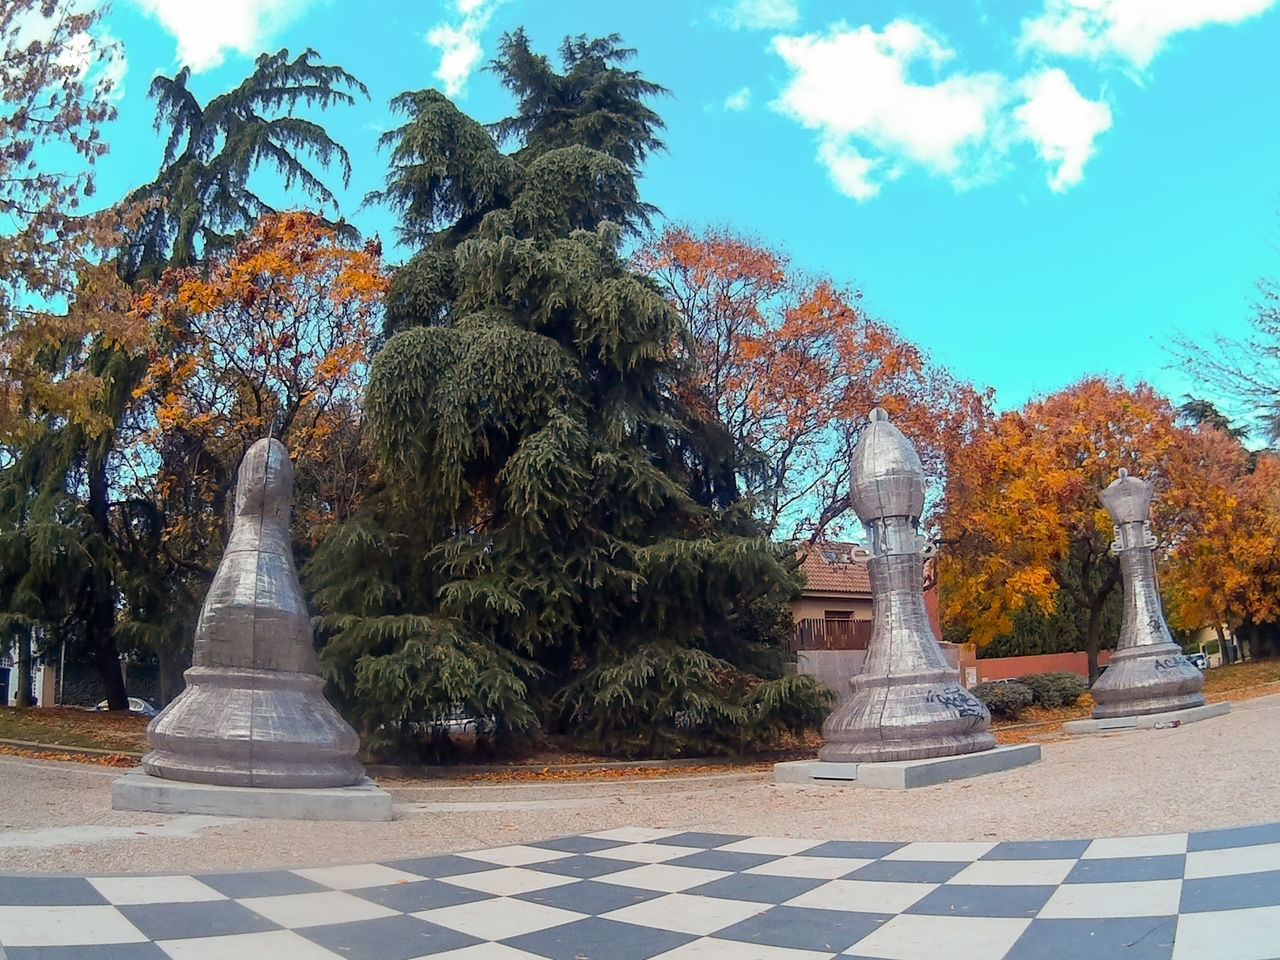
[121,48,367,279]
[307,31,830,758]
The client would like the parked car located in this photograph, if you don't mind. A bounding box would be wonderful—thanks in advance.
[94,697,158,717]
[1187,652,1209,670]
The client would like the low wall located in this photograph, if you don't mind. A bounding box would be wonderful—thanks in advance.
[796,649,867,697]
[965,650,1113,684]
[796,646,1109,694]
[799,644,963,695]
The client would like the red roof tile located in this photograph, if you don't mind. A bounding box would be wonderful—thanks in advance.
[797,541,871,596]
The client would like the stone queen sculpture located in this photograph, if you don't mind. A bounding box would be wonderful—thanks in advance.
[142,438,364,788]
[1089,468,1206,718]
[820,409,995,762]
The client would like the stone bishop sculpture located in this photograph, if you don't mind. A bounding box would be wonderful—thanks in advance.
[142,438,364,788]
[820,409,995,763]
[1089,469,1206,719]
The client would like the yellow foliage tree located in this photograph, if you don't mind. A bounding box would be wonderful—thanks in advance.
[1162,444,1280,644]
[124,211,388,699]
[938,377,1247,679]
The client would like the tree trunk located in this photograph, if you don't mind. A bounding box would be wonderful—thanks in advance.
[156,644,189,706]
[1066,547,1120,685]
[86,445,128,711]
[1085,602,1103,683]
[15,629,34,707]
[92,631,128,709]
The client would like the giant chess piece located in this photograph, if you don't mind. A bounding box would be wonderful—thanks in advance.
[820,409,995,762]
[142,438,364,788]
[1090,469,1205,719]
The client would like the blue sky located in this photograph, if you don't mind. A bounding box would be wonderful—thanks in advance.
[96,0,1280,421]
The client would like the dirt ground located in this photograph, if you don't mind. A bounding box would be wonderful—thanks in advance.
[0,692,1275,877]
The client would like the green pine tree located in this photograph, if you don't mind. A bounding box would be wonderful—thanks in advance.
[307,30,830,759]
[0,426,89,706]
[120,48,366,279]
[111,50,366,705]
[0,340,143,710]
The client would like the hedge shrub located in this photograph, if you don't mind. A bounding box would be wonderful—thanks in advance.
[1016,671,1088,709]
[971,681,1034,720]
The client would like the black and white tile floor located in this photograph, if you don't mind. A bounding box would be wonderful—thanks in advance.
[3,823,1279,959]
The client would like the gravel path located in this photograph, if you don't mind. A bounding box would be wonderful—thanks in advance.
[1,693,1276,876]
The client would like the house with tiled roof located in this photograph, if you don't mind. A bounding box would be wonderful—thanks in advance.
[789,541,948,693]
[789,542,873,654]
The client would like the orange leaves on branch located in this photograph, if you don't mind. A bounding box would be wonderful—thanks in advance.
[137,211,386,453]
[1162,444,1280,633]
[133,211,389,550]
[0,1,141,443]
[638,225,982,537]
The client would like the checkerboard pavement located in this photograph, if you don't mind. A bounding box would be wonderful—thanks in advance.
[3,822,1280,959]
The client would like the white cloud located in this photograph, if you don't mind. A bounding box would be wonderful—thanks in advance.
[1014,68,1112,191]
[816,141,882,201]
[765,3,1275,200]
[128,0,316,72]
[771,19,1113,199]
[1020,0,1277,70]
[723,86,752,111]
[772,21,1011,200]
[716,0,800,30]
[426,0,509,98]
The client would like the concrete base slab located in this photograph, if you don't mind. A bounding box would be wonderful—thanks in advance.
[774,743,1041,789]
[1064,700,1230,735]
[111,769,394,821]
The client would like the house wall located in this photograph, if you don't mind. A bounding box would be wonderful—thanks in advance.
[924,585,942,641]
[791,592,933,631]
[3,663,47,706]
[1187,625,1232,667]
[792,596,872,622]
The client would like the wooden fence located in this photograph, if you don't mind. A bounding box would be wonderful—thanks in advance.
[791,618,872,653]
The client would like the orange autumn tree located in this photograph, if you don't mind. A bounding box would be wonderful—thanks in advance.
[937,377,1245,679]
[1162,443,1280,647]
[637,225,984,538]
[123,211,387,699]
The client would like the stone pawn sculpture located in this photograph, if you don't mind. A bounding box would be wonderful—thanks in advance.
[820,409,995,762]
[1089,469,1205,719]
[142,438,364,788]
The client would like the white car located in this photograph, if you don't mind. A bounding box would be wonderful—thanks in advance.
[94,697,158,717]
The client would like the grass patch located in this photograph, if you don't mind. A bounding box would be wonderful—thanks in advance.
[0,706,148,753]
[1201,658,1280,696]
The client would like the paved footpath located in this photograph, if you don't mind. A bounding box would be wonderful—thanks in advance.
[3,821,1279,959]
